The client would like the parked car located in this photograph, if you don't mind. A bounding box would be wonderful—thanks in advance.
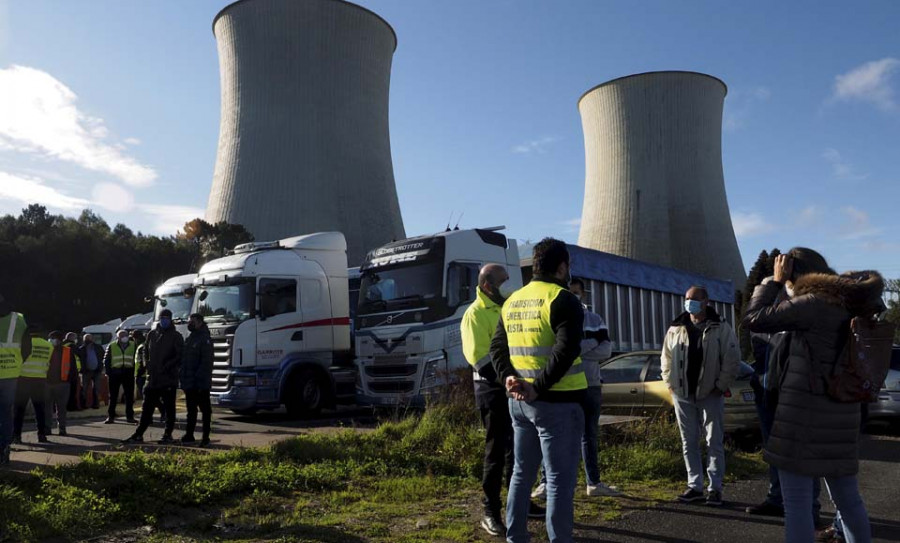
[865,347,900,423]
[597,350,759,433]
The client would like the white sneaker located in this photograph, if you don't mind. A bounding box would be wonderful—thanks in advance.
[587,483,622,497]
[531,482,547,500]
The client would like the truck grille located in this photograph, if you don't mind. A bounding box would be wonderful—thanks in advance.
[365,364,418,378]
[369,381,415,394]
[211,335,233,393]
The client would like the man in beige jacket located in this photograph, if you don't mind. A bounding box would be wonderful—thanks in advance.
[661,285,740,506]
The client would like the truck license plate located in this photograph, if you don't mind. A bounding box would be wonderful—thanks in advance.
[742,391,755,402]
[210,395,220,405]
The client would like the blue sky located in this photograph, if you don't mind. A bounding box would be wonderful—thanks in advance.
[0,0,898,278]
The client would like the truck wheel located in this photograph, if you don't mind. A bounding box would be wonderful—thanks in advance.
[230,408,257,417]
[285,369,325,418]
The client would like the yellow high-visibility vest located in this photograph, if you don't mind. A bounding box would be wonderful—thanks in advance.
[502,280,587,392]
[108,340,136,370]
[21,337,51,379]
[461,288,502,374]
[0,312,26,380]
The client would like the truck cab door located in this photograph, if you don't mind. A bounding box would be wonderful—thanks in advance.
[255,277,302,366]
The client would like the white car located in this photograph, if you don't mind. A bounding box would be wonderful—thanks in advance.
[865,347,900,424]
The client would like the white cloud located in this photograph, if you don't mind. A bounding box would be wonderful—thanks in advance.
[560,217,581,232]
[91,182,135,212]
[0,65,157,187]
[795,205,824,227]
[123,137,141,146]
[512,136,559,154]
[731,211,775,238]
[138,204,205,235]
[839,206,881,239]
[831,57,900,111]
[822,148,868,182]
[0,171,89,211]
[724,86,771,132]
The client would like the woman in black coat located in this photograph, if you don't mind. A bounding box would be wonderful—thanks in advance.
[744,247,882,543]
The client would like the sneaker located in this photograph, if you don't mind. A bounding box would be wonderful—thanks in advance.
[587,483,622,497]
[180,435,196,445]
[746,501,784,516]
[103,417,115,424]
[480,514,505,537]
[705,490,723,506]
[531,482,547,500]
[199,437,211,448]
[815,526,845,543]
[121,434,144,444]
[158,434,175,445]
[528,502,546,519]
[677,488,705,503]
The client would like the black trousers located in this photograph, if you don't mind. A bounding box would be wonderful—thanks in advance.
[184,389,212,439]
[13,378,47,437]
[135,387,176,437]
[108,371,135,420]
[480,391,514,517]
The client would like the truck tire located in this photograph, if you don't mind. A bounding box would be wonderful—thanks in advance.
[285,369,325,418]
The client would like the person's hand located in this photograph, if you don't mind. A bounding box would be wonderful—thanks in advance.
[774,254,793,284]
[512,380,538,402]
[505,375,521,394]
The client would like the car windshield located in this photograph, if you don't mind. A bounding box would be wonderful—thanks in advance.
[195,281,255,324]
[892,348,900,372]
[358,261,443,315]
[155,291,194,323]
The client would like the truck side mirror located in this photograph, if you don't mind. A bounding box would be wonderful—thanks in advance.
[159,299,168,308]
[198,291,209,302]
[143,296,153,304]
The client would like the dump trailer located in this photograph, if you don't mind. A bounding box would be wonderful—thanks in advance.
[521,244,736,354]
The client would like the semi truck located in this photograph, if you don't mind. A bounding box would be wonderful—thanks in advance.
[150,274,197,338]
[194,232,355,416]
[354,227,522,406]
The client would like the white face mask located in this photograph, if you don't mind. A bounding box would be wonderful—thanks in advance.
[118,337,129,345]
[498,281,517,299]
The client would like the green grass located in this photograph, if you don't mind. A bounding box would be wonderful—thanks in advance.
[0,402,765,543]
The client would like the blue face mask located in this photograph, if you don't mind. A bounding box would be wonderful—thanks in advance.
[684,300,705,315]
[159,317,172,329]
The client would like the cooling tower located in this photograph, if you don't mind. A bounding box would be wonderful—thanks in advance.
[206,0,405,265]
[577,71,746,289]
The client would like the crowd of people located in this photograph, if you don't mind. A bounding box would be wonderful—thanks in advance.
[462,239,885,543]
[0,303,215,464]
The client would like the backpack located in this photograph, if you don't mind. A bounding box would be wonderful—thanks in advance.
[823,317,896,403]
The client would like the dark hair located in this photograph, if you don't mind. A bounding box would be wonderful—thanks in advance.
[687,285,709,300]
[131,330,145,341]
[787,247,835,280]
[159,308,173,318]
[48,330,64,340]
[532,238,569,277]
[569,277,585,289]
[190,313,205,322]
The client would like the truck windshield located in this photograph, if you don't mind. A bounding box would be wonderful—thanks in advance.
[155,291,193,323]
[195,281,255,324]
[358,261,442,315]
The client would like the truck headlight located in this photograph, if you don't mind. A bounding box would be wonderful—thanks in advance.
[233,375,257,387]
[421,353,446,388]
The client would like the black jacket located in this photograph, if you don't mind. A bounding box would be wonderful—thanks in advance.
[77,342,105,373]
[744,270,884,477]
[490,276,585,403]
[145,325,184,390]
[180,325,213,391]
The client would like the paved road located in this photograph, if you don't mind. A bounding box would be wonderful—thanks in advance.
[581,425,900,543]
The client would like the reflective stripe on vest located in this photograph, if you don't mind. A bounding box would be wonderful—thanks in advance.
[21,337,51,379]
[0,312,27,379]
[502,280,587,392]
[110,341,136,369]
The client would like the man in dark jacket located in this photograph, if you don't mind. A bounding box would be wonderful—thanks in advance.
[123,309,183,444]
[179,314,213,447]
[77,334,104,409]
[45,331,77,436]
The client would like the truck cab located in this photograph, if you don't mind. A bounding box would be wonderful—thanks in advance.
[355,227,521,406]
[151,274,197,339]
[194,232,355,416]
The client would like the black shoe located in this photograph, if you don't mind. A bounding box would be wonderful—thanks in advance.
[180,435,196,445]
[0,445,10,465]
[199,437,211,448]
[480,515,505,537]
[58,427,67,437]
[158,434,174,445]
[677,488,705,503]
[528,502,546,519]
[103,417,115,424]
[11,436,21,445]
[705,490,723,506]
[126,418,137,424]
[746,501,784,516]
[122,434,143,444]
[37,434,49,443]
[45,428,53,435]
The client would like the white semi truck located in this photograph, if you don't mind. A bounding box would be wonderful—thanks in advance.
[150,273,197,338]
[354,227,522,406]
[194,232,355,416]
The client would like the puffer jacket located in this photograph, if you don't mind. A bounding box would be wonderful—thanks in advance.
[180,324,213,391]
[744,270,884,477]
[661,306,740,401]
[145,324,184,390]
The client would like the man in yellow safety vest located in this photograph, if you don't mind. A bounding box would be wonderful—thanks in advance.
[103,329,137,424]
[490,238,587,543]
[14,329,51,444]
[1,293,30,464]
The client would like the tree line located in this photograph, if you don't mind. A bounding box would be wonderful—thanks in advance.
[0,204,253,334]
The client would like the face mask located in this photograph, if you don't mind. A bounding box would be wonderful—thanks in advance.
[160,317,172,329]
[684,299,705,315]
[118,337,129,345]
[498,281,517,299]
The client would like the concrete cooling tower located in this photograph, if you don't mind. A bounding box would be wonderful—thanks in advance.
[577,71,746,289]
[206,0,405,265]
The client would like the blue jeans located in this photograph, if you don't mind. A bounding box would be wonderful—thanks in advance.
[507,399,583,543]
[779,469,870,543]
[672,393,725,492]
[538,386,603,488]
[0,378,17,449]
